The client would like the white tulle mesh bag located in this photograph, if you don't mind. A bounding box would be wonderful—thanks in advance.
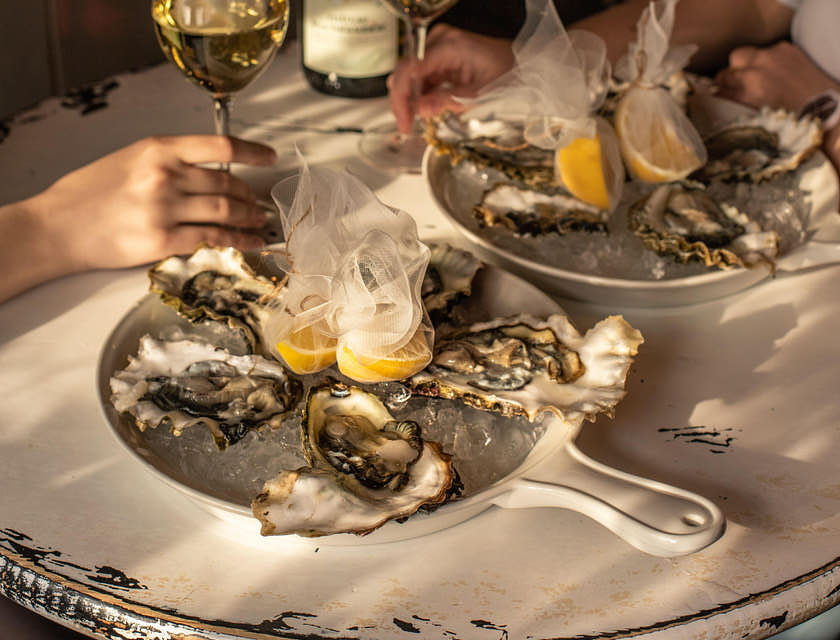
[263,155,433,382]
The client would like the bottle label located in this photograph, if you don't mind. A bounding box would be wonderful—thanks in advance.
[303,0,398,78]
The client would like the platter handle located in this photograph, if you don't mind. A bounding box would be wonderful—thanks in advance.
[490,442,726,557]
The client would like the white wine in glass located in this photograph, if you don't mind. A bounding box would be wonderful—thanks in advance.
[152,0,289,146]
[358,0,460,174]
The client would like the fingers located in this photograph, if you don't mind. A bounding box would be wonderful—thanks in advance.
[425,22,456,48]
[387,23,474,133]
[167,155,270,229]
[387,63,417,134]
[163,224,266,256]
[174,163,257,202]
[727,45,759,70]
[171,193,268,228]
[153,135,278,167]
[416,90,467,120]
[714,67,773,110]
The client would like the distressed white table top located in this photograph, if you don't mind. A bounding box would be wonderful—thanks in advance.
[1,42,839,640]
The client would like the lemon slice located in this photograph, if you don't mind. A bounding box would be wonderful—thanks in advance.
[556,134,611,209]
[615,90,705,183]
[337,328,432,383]
[275,321,337,375]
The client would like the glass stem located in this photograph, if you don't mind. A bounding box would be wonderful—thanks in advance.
[408,21,429,133]
[213,94,232,171]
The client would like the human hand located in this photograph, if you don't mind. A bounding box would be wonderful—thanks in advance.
[387,23,515,133]
[715,41,839,114]
[35,135,276,272]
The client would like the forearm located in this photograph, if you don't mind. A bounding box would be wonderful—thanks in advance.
[572,0,794,73]
[0,194,79,303]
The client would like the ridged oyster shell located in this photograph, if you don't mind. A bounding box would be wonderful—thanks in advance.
[628,183,780,270]
[427,113,556,189]
[422,243,483,323]
[252,382,455,536]
[409,313,643,426]
[109,335,301,449]
[474,183,608,236]
[148,245,281,352]
[696,106,822,183]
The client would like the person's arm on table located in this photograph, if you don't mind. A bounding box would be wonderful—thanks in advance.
[574,0,793,74]
[0,135,276,304]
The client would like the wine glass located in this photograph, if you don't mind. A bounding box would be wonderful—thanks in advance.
[152,0,289,166]
[358,0,460,174]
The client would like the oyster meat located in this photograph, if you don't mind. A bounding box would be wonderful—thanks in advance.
[474,183,608,236]
[148,245,281,352]
[252,382,456,536]
[110,335,301,449]
[696,107,822,183]
[628,183,780,270]
[410,313,643,426]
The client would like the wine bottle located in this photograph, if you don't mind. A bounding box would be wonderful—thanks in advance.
[301,0,399,98]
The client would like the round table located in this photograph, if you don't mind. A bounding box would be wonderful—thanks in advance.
[1,43,839,640]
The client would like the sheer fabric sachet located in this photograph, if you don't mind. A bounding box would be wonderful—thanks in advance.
[263,157,433,381]
[464,0,624,210]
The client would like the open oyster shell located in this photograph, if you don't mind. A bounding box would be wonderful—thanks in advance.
[422,243,483,324]
[474,182,608,236]
[148,245,281,353]
[109,335,301,449]
[427,113,557,189]
[695,106,822,183]
[628,183,780,270]
[252,382,455,537]
[409,313,643,426]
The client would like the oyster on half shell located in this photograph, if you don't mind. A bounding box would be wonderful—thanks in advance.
[252,382,456,537]
[427,113,557,189]
[109,335,302,449]
[148,245,281,353]
[409,313,643,426]
[474,183,608,237]
[628,183,780,270]
[695,107,822,183]
[422,243,483,324]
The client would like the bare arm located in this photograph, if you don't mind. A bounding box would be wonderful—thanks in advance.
[572,0,794,73]
[0,135,276,303]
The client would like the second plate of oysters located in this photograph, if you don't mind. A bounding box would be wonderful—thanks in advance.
[422,0,840,307]
[423,98,840,307]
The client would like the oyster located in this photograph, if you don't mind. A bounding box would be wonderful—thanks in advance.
[148,245,281,352]
[109,335,301,449]
[696,107,822,183]
[628,183,779,269]
[422,243,483,323]
[474,183,608,236]
[409,313,643,426]
[252,382,455,536]
[427,113,556,189]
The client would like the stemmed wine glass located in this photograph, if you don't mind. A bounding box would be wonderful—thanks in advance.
[152,0,289,166]
[358,0,460,174]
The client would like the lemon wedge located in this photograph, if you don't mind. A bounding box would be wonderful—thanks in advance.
[275,321,337,375]
[337,328,432,383]
[556,134,611,210]
[615,90,705,183]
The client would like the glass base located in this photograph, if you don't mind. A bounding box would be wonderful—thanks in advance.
[358,121,428,174]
